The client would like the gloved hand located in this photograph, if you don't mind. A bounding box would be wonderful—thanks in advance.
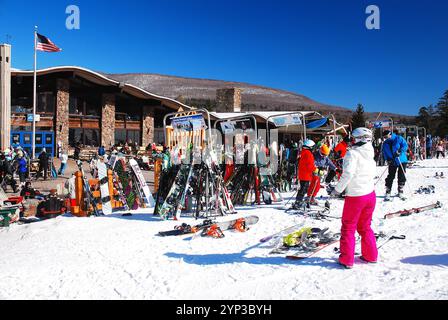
[330,189,341,198]
[394,150,401,158]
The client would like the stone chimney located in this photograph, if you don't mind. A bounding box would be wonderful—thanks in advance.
[0,44,11,150]
[216,88,241,112]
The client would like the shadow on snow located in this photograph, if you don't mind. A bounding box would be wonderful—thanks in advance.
[401,254,448,267]
[165,242,342,269]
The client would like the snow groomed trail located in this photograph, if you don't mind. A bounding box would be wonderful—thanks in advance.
[1,159,447,300]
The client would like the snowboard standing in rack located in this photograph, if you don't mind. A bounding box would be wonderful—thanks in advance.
[114,158,139,211]
[76,160,102,216]
[158,141,195,221]
[129,158,155,208]
[97,160,113,215]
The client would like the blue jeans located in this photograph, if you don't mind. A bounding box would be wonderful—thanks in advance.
[59,162,67,175]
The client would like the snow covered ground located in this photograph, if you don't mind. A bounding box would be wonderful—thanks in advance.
[1,159,447,300]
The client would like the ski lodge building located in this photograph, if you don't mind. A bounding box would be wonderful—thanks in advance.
[0,44,346,157]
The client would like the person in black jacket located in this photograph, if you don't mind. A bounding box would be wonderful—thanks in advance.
[37,148,49,181]
[74,144,81,161]
[2,159,18,193]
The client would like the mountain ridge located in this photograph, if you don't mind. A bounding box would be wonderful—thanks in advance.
[104,72,415,122]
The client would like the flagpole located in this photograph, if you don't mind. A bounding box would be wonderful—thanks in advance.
[32,26,37,159]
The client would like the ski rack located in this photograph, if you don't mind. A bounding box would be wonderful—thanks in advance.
[213,114,258,138]
[264,111,307,147]
[163,108,212,151]
[162,109,235,219]
[214,114,265,206]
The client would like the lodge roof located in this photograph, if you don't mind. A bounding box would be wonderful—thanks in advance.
[11,66,191,111]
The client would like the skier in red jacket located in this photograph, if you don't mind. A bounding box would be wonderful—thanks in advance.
[326,135,351,184]
[293,139,317,209]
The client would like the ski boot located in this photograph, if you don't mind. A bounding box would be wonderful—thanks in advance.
[398,185,407,201]
[309,197,319,206]
[384,188,392,202]
[337,260,353,269]
[359,256,377,264]
[290,201,305,211]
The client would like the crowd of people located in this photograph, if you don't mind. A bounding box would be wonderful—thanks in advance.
[373,134,447,165]
[277,128,410,268]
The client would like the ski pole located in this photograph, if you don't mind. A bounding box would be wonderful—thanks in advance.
[374,166,389,187]
[397,157,413,195]
[284,184,300,207]
[306,174,320,207]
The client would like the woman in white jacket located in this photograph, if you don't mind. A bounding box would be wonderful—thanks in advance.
[331,128,377,269]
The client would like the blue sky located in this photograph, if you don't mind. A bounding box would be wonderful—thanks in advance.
[1,0,447,115]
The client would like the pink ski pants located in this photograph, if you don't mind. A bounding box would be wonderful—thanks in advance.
[339,191,378,266]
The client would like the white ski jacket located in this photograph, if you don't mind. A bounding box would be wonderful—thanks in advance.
[335,142,376,197]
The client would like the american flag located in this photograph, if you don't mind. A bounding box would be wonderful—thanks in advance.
[36,33,62,52]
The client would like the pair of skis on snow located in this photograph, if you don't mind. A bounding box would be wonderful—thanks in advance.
[158,215,259,238]
[383,201,442,219]
[263,226,403,260]
[260,200,443,259]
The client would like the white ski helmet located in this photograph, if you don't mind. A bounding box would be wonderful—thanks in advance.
[303,139,316,149]
[352,127,373,143]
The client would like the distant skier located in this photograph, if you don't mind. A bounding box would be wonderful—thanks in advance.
[435,141,445,159]
[382,130,409,200]
[426,134,433,159]
[292,139,316,209]
[331,128,377,269]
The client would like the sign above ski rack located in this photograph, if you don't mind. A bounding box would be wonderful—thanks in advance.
[271,114,302,127]
[220,118,254,134]
[367,120,392,129]
[171,114,207,132]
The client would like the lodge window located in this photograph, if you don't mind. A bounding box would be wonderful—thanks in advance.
[69,128,100,147]
[115,98,141,121]
[69,95,101,117]
[12,93,55,114]
[37,92,55,114]
[115,129,140,146]
[12,96,32,114]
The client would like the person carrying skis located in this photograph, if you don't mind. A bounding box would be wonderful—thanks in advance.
[292,139,316,209]
[307,144,336,205]
[331,127,377,269]
[382,130,408,200]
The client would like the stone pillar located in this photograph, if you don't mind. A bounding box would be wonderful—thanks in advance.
[101,93,115,148]
[142,106,154,148]
[216,88,242,112]
[55,78,70,151]
[0,44,11,150]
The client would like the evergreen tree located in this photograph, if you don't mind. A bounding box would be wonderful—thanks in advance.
[436,90,448,136]
[351,104,367,129]
[416,106,432,134]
